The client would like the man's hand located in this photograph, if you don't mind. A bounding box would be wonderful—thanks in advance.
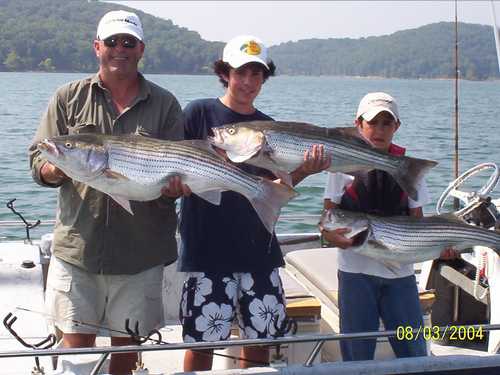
[320,226,353,249]
[440,247,459,260]
[40,162,68,185]
[161,176,192,199]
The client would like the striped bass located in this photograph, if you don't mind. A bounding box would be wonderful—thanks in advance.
[209,121,438,200]
[37,134,297,233]
[320,208,500,267]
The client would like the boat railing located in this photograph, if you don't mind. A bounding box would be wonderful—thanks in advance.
[2,323,500,365]
[0,214,319,227]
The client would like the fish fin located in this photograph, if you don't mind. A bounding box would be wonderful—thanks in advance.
[262,142,275,155]
[367,239,391,250]
[392,156,438,201]
[104,169,130,180]
[273,170,293,187]
[197,190,222,205]
[328,127,364,139]
[249,179,298,233]
[110,195,133,215]
[326,127,373,147]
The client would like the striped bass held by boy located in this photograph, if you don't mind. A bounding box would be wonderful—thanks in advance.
[37,133,297,233]
[320,208,500,267]
[209,120,438,201]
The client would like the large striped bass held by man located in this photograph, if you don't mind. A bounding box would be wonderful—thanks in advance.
[320,208,500,267]
[37,134,297,233]
[209,120,438,201]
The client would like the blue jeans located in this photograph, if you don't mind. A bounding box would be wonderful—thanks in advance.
[338,270,427,361]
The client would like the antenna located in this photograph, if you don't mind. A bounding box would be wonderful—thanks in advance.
[491,1,500,73]
[453,0,460,210]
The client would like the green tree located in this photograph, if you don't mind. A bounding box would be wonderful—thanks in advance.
[38,58,55,71]
[4,51,22,70]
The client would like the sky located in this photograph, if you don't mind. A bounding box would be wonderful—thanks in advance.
[107,1,500,46]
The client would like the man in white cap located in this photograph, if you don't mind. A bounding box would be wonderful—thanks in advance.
[177,35,330,371]
[29,10,186,374]
[322,92,455,361]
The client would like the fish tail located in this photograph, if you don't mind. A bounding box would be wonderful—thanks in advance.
[393,156,438,201]
[250,179,298,233]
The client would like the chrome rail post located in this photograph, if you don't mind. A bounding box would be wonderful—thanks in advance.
[90,353,109,375]
[304,340,324,367]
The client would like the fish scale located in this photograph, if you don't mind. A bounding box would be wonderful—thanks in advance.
[108,140,258,191]
[267,131,398,172]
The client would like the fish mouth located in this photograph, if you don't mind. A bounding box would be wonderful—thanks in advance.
[351,229,369,247]
[37,139,59,157]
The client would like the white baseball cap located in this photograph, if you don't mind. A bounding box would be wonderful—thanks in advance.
[356,92,400,122]
[97,10,144,41]
[222,35,269,70]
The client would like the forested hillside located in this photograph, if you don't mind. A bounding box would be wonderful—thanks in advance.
[270,22,500,80]
[0,0,222,73]
[0,0,498,80]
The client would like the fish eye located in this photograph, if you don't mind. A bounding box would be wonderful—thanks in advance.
[228,128,236,135]
[64,142,73,149]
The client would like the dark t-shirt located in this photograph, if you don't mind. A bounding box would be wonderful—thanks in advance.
[179,98,284,272]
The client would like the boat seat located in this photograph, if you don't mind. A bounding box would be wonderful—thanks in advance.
[285,248,340,307]
[285,248,435,313]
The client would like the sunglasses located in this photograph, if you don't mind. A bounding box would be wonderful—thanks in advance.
[102,36,138,49]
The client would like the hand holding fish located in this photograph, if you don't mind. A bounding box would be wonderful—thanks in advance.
[160,175,192,198]
[320,226,353,249]
[40,161,68,185]
[291,144,332,185]
[439,247,459,260]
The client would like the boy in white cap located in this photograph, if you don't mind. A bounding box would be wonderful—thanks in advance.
[177,35,330,371]
[322,92,430,361]
[322,93,456,360]
[29,10,185,374]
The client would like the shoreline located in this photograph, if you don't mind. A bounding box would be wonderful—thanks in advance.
[0,71,498,82]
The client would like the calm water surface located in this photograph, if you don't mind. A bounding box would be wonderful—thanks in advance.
[0,72,499,239]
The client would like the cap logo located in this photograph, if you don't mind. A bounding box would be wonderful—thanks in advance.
[105,17,138,27]
[369,99,393,106]
[240,40,261,56]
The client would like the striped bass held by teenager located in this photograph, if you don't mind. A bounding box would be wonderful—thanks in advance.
[209,121,438,201]
[320,208,500,267]
[37,134,297,233]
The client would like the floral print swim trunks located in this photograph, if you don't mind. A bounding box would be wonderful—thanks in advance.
[179,269,286,342]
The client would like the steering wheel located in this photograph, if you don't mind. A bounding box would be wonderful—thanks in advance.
[436,162,499,216]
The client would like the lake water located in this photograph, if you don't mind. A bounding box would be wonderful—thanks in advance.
[0,72,499,239]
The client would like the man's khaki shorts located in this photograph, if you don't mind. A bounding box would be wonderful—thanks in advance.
[45,257,164,337]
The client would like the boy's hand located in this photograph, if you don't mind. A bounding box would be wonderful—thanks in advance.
[300,144,331,175]
[319,226,353,249]
[440,247,459,260]
[291,144,331,186]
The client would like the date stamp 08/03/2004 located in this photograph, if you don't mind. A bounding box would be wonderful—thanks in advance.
[396,325,485,341]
